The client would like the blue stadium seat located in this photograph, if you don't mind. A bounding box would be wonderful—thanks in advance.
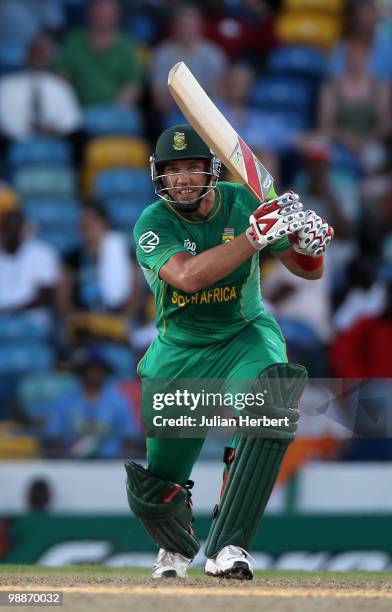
[23,198,81,253]
[102,198,146,229]
[163,108,187,129]
[95,168,153,200]
[267,45,327,78]
[13,165,77,199]
[99,343,136,375]
[38,228,81,254]
[18,371,77,421]
[127,11,157,44]
[23,198,80,226]
[0,313,49,341]
[0,42,26,75]
[83,105,143,137]
[8,139,72,169]
[0,341,54,374]
[250,76,312,114]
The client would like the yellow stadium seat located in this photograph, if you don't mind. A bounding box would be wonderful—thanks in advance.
[83,136,151,194]
[283,0,344,14]
[0,422,40,458]
[69,312,128,343]
[277,12,342,49]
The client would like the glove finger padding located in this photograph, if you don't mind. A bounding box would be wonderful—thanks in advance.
[291,210,334,257]
[246,191,306,251]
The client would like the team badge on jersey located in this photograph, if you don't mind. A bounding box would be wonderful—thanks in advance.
[222,227,234,242]
[173,131,187,151]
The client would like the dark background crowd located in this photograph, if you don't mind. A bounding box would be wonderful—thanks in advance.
[0,0,391,462]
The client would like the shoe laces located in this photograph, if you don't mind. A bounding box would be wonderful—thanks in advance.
[156,548,189,566]
[220,545,255,564]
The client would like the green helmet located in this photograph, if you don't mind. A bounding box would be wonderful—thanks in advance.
[150,124,221,211]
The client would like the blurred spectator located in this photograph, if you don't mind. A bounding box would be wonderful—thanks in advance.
[59,200,140,316]
[296,142,354,236]
[57,0,141,107]
[319,38,390,174]
[330,280,392,377]
[216,62,295,180]
[0,0,64,48]
[0,33,82,146]
[150,4,226,115]
[294,141,356,282]
[329,0,392,81]
[26,478,52,511]
[0,209,60,328]
[43,345,143,459]
[333,256,386,332]
[262,254,332,343]
[202,0,278,64]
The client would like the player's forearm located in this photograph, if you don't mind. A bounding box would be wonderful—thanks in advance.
[181,233,255,292]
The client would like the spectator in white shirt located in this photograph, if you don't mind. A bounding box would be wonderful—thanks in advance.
[60,200,141,316]
[0,209,60,331]
[0,33,81,142]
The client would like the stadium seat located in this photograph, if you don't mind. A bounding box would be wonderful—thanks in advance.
[38,228,81,254]
[102,198,146,230]
[23,198,80,226]
[99,342,136,375]
[13,165,77,199]
[277,12,341,49]
[283,0,344,14]
[266,45,327,79]
[94,168,153,200]
[0,341,54,374]
[127,11,157,44]
[82,105,143,137]
[0,42,26,75]
[8,139,72,169]
[18,371,77,421]
[23,198,81,253]
[0,313,49,341]
[250,76,312,113]
[82,136,150,194]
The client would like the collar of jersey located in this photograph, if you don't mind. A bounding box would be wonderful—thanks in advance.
[164,186,222,224]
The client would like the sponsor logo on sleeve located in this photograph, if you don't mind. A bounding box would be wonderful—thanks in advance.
[139,231,159,253]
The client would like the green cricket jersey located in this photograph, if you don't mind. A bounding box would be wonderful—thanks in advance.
[133,181,291,346]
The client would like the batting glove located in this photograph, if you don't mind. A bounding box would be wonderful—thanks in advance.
[246,191,306,251]
[289,210,334,257]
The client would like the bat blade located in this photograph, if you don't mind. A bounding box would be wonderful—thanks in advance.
[167,61,273,202]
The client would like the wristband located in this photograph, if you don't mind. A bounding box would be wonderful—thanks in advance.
[292,249,324,271]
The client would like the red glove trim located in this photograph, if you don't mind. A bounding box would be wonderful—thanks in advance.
[292,249,324,271]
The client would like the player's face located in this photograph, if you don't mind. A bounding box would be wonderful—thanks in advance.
[161,159,209,203]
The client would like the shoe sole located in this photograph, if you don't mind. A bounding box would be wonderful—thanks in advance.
[206,561,253,581]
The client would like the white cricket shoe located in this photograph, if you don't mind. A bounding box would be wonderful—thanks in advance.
[204,545,254,580]
[152,548,192,579]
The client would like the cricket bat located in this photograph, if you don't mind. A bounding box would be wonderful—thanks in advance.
[167,61,274,202]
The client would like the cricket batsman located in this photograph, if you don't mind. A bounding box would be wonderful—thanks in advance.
[125,124,334,579]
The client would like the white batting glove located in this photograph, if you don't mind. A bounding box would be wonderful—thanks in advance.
[289,210,334,257]
[246,191,306,251]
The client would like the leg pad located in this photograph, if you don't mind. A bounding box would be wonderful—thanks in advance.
[125,461,200,559]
